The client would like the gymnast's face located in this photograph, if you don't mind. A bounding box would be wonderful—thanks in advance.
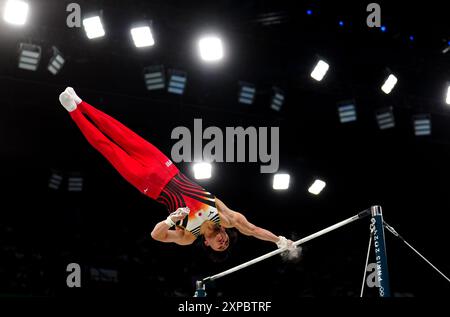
[204,225,230,252]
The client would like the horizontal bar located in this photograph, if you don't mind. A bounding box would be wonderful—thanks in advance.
[202,209,370,283]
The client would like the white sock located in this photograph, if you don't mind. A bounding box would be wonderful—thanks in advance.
[59,91,77,112]
[65,87,82,105]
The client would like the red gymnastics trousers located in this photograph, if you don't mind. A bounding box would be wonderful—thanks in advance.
[69,101,179,199]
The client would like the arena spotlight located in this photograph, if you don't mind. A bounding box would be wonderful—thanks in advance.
[68,174,83,192]
[131,25,155,48]
[47,46,65,75]
[238,82,256,105]
[198,36,223,62]
[308,179,326,195]
[442,42,450,54]
[254,11,288,26]
[337,100,357,123]
[48,170,63,190]
[273,173,290,190]
[376,107,395,130]
[193,163,212,180]
[3,0,29,26]
[167,69,187,95]
[413,114,431,136]
[381,74,398,94]
[18,43,41,71]
[270,87,285,111]
[310,60,329,81]
[446,85,450,105]
[83,15,105,39]
[143,65,165,91]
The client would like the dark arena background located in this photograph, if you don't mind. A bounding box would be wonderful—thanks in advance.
[0,0,449,304]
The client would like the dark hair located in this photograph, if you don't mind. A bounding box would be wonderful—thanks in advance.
[197,227,239,263]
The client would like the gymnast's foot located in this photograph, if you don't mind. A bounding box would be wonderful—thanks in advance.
[58,87,82,112]
[65,87,82,105]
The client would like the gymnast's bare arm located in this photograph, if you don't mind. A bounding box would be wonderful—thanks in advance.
[151,214,196,246]
[215,198,288,245]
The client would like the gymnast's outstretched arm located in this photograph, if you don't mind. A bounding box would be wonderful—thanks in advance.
[215,198,293,248]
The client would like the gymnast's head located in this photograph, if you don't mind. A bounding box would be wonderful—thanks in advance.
[200,225,238,263]
[203,224,230,251]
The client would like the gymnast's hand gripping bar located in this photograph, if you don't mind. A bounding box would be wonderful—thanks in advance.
[200,208,371,285]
